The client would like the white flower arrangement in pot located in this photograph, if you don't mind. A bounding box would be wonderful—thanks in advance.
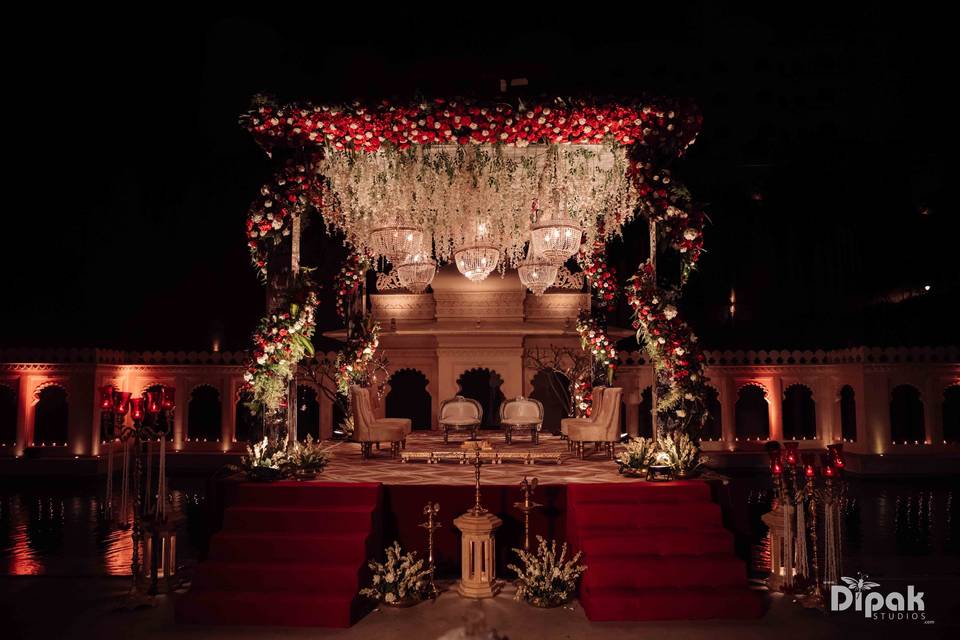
[359,541,432,607]
[657,431,706,477]
[508,536,587,608]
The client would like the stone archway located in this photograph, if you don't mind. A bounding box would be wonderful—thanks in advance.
[457,368,505,428]
[386,369,432,431]
[890,385,924,443]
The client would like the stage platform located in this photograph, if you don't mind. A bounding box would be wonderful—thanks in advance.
[317,431,634,484]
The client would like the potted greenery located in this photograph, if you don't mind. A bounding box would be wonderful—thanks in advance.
[283,434,328,480]
[508,536,587,608]
[615,436,656,477]
[233,437,287,482]
[657,431,705,478]
[359,541,432,607]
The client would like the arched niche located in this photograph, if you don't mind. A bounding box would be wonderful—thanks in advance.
[735,383,769,441]
[34,384,68,445]
[528,369,570,434]
[0,384,17,445]
[187,384,222,442]
[386,369,432,431]
[235,390,260,444]
[702,386,722,441]
[944,385,960,444]
[297,385,321,441]
[839,385,857,442]
[456,368,505,428]
[783,384,816,440]
[890,384,924,444]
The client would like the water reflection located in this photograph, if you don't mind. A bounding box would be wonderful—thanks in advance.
[0,478,205,576]
[0,474,956,579]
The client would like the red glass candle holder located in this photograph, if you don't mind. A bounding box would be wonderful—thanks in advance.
[767,449,782,474]
[99,385,114,411]
[146,391,162,414]
[160,386,176,411]
[783,441,799,466]
[827,443,845,468]
[114,392,132,415]
[130,397,144,422]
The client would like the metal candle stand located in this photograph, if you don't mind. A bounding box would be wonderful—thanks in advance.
[419,502,442,597]
[513,476,542,552]
[766,442,847,609]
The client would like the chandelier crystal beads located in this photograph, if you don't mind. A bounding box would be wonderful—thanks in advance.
[518,255,559,296]
[396,253,437,293]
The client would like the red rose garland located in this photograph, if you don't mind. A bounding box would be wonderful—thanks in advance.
[240,96,700,155]
[243,281,318,411]
[245,156,325,279]
[576,311,617,384]
[577,238,619,312]
[625,165,710,434]
[334,252,371,320]
[334,318,381,395]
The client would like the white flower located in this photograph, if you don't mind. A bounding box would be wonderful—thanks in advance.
[384,592,396,603]
[663,305,678,320]
[385,572,395,583]
[683,228,698,241]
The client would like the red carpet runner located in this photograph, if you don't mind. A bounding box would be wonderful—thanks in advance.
[176,481,381,627]
[567,481,765,621]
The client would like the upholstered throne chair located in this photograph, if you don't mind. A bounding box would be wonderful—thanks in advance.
[349,385,410,458]
[564,387,623,459]
[560,386,606,449]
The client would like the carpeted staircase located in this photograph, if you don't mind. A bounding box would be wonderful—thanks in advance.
[176,481,381,627]
[567,481,765,621]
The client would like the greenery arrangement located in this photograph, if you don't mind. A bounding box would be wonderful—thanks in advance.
[616,436,657,475]
[508,536,587,608]
[359,541,432,606]
[231,435,328,481]
[657,431,705,475]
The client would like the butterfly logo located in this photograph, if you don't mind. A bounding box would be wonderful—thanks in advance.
[841,573,881,593]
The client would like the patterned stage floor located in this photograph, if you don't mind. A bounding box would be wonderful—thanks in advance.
[316,431,637,485]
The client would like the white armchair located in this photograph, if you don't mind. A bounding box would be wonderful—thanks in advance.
[499,397,544,444]
[439,396,482,443]
[566,387,623,459]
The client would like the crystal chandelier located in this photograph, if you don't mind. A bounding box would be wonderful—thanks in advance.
[518,255,559,296]
[369,221,424,264]
[396,253,437,293]
[530,204,582,262]
[454,244,499,282]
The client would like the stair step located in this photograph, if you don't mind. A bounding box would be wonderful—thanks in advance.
[191,560,362,593]
[582,554,747,590]
[222,505,375,534]
[176,589,359,628]
[573,502,722,529]
[579,528,733,557]
[568,482,711,504]
[234,481,381,508]
[581,585,765,621]
[207,531,370,564]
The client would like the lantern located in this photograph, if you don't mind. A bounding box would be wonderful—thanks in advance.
[827,443,845,468]
[453,509,502,599]
[143,519,177,589]
[768,450,783,475]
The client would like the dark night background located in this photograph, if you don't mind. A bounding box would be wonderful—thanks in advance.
[3,6,955,353]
